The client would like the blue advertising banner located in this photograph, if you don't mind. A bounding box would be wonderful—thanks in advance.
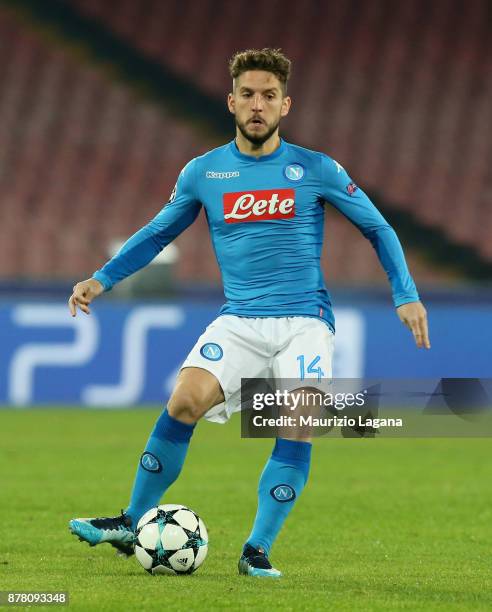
[0,301,490,405]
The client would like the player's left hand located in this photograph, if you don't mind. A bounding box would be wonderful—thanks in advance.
[396,301,430,349]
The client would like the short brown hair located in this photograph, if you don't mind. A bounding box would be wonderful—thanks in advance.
[229,48,291,94]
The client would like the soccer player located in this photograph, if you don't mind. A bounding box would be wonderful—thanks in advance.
[68,48,430,577]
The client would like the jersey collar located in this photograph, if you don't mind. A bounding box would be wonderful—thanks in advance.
[229,138,286,162]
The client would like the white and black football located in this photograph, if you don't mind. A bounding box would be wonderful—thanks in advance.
[134,504,208,575]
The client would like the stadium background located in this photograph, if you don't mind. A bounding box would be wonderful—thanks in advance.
[0,0,490,405]
[1,2,491,610]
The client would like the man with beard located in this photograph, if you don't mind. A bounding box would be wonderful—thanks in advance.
[68,48,430,577]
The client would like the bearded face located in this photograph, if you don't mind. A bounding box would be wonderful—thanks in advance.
[228,70,291,148]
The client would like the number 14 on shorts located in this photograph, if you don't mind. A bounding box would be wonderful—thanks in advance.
[296,355,324,381]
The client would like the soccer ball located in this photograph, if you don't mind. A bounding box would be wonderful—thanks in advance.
[134,504,208,575]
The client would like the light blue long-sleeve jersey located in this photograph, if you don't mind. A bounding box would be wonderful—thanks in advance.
[93,139,419,331]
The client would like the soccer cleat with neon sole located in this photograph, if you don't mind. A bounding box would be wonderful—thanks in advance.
[238,543,282,578]
[69,510,135,557]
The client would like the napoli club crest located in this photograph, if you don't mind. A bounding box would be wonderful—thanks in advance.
[200,343,223,361]
[140,452,162,472]
[270,484,296,502]
[284,164,305,182]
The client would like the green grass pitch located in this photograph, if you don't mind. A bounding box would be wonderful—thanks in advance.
[0,409,491,611]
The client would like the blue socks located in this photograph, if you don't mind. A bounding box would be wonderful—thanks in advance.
[126,413,310,557]
[246,438,312,555]
[126,409,195,529]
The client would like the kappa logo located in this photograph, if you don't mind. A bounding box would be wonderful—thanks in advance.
[270,484,296,502]
[140,452,162,473]
[284,164,305,181]
[206,171,240,179]
[223,188,295,223]
[168,182,177,203]
[333,160,344,173]
[200,342,223,361]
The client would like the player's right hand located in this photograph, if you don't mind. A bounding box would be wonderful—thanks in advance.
[68,278,104,317]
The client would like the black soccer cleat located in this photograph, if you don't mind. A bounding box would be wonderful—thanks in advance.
[238,543,282,578]
[69,510,135,557]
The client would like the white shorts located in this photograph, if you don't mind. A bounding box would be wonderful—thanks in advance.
[181,315,335,423]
